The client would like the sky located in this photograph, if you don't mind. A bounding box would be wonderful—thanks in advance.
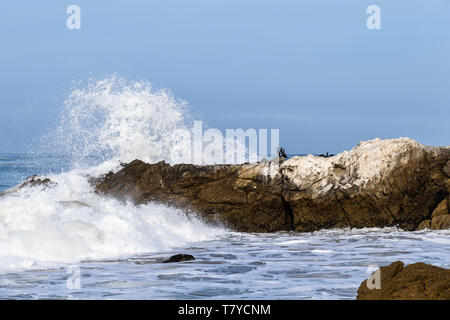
[0,0,449,154]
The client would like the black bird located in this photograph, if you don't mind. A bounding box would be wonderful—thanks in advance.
[278,147,287,159]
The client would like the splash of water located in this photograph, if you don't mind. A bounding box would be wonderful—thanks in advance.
[0,76,226,273]
[0,176,224,272]
[43,75,192,169]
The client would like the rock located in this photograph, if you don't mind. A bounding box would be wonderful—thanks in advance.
[163,254,195,263]
[95,138,450,232]
[96,160,290,232]
[281,138,449,232]
[19,175,56,189]
[0,175,56,197]
[430,214,450,230]
[432,198,448,218]
[416,198,449,230]
[416,219,431,230]
[357,261,450,300]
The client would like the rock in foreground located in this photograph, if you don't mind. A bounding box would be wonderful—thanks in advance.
[357,261,450,300]
[95,138,450,232]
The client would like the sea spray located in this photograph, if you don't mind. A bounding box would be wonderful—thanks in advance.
[0,171,225,273]
[40,75,192,169]
[0,76,226,273]
[36,75,265,170]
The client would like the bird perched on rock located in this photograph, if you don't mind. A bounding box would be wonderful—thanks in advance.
[278,147,287,163]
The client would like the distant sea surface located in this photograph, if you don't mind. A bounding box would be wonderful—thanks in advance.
[0,154,69,192]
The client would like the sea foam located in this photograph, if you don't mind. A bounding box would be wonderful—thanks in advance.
[0,76,225,273]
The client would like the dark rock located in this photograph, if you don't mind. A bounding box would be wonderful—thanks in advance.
[95,160,291,232]
[163,254,195,263]
[357,261,450,300]
[21,175,56,189]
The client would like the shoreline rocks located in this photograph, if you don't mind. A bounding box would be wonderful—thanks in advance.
[357,261,450,300]
[95,138,450,233]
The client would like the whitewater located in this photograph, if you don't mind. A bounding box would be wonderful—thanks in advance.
[0,76,224,273]
[0,76,448,299]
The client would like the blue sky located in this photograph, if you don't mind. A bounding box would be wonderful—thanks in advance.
[0,0,449,154]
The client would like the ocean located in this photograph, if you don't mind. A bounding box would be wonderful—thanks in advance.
[0,77,448,299]
[1,153,449,299]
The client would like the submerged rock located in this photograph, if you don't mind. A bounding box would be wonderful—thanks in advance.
[163,254,195,263]
[58,200,91,209]
[95,138,450,232]
[20,175,56,188]
[357,261,450,300]
[0,175,56,197]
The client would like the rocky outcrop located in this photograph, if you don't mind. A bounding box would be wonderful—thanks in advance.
[95,138,450,232]
[95,160,290,232]
[357,261,450,300]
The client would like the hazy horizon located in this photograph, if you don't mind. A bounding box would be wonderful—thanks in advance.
[0,0,449,155]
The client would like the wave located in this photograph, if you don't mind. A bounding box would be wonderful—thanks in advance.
[38,75,192,169]
[0,76,225,273]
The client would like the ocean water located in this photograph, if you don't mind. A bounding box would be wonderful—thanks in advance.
[0,77,448,299]
[1,158,449,300]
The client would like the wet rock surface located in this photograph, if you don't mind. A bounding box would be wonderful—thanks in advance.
[95,138,450,232]
[163,254,196,263]
[96,160,290,232]
[357,261,450,300]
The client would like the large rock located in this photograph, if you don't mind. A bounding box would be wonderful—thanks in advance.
[95,138,450,232]
[281,139,449,232]
[95,160,290,232]
[357,261,450,300]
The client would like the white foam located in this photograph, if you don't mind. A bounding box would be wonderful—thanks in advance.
[0,76,226,273]
[311,249,333,254]
[0,172,225,273]
[277,239,309,245]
